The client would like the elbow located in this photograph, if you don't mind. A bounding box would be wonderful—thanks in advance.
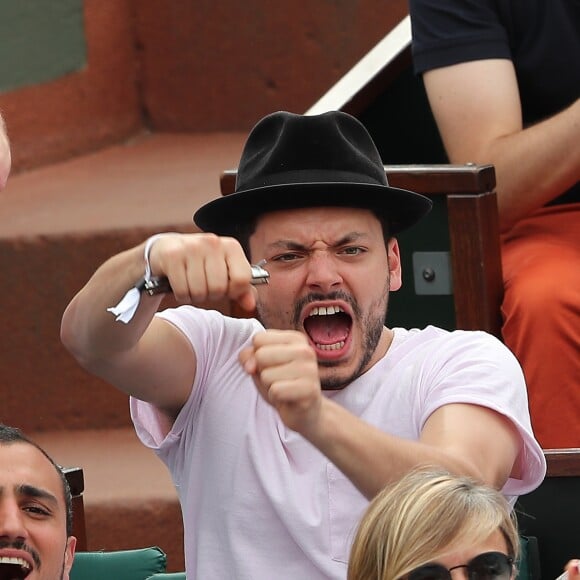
[496,192,530,233]
[60,302,139,376]
[60,304,92,368]
[60,320,106,375]
[60,315,85,365]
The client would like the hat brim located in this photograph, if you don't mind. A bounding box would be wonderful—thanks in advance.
[194,182,433,237]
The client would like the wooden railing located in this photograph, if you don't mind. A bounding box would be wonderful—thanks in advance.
[63,466,87,551]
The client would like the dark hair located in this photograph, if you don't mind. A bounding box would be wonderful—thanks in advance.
[0,424,73,537]
[234,210,392,260]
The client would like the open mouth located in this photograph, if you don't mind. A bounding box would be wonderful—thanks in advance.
[0,558,32,579]
[303,305,352,353]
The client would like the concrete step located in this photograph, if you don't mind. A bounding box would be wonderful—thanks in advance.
[1,131,245,432]
[34,427,185,573]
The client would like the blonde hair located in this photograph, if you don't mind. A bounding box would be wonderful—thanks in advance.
[347,468,519,580]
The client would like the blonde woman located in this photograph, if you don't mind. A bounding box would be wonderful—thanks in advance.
[348,468,518,580]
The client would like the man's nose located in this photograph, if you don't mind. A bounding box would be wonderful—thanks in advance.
[0,501,28,540]
[305,252,343,291]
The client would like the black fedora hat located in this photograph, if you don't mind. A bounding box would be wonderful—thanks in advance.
[193,110,432,236]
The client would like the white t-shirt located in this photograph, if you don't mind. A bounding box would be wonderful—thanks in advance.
[131,307,546,580]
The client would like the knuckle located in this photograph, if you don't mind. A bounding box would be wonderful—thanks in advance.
[208,283,228,298]
[163,244,183,263]
[200,232,221,249]
[297,343,315,359]
[222,236,242,252]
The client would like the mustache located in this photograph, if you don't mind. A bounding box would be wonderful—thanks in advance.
[292,290,361,326]
[0,539,41,570]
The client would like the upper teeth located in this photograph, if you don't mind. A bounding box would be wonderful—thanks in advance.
[0,556,30,569]
[309,306,344,316]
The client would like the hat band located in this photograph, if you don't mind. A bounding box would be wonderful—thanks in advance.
[237,168,388,192]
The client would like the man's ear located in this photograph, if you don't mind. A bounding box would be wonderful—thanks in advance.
[62,536,77,579]
[387,238,402,291]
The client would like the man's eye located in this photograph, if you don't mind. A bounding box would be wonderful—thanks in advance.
[273,253,302,262]
[24,505,50,517]
[340,247,364,255]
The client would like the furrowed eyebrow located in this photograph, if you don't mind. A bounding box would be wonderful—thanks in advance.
[268,232,369,251]
[16,484,59,507]
[268,240,308,251]
[335,232,369,245]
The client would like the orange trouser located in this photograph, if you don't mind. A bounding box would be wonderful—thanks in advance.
[501,203,580,449]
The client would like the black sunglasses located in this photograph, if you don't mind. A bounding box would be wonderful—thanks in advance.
[408,551,514,580]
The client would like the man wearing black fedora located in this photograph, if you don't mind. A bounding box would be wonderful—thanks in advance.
[61,110,545,579]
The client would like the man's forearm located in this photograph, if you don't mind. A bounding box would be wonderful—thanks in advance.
[302,398,493,499]
[457,99,580,231]
[60,242,163,367]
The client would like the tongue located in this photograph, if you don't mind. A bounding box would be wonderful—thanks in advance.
[304,315,350,345]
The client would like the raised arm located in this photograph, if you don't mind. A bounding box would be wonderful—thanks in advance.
[305,397,520,498]
[423,59,580,231]
[61,232,257,421]
[240,330,526,499]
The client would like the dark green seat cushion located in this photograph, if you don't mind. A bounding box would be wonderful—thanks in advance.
[146,574,186,580]
[70,547,167,580]
[517,536,541,580]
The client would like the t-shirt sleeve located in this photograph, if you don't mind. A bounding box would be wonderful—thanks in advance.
[418,330,546,499]
[130,307,259,450]
[409,0,512,74]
